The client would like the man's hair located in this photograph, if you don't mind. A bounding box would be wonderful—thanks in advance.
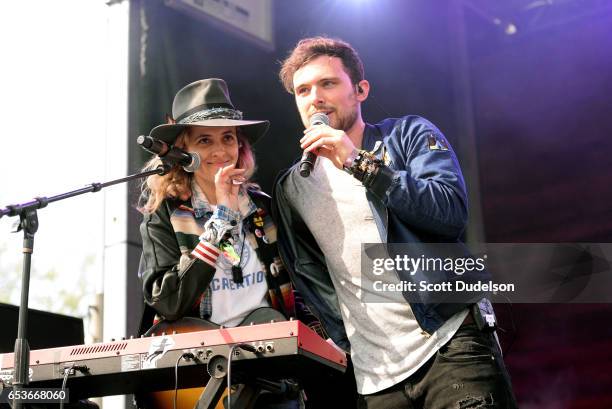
[279,36,364,94]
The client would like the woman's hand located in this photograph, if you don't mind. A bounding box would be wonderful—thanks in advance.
[214,164,246,211]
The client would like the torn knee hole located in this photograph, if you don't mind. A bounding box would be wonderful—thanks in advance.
[457,393,494,408]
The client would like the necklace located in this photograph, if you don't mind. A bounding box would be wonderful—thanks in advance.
[231,224,246,284]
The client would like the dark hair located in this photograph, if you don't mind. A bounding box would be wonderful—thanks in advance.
[279,36,364,94]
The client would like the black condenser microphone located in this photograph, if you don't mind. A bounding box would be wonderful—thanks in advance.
[299,112,330,177]
[137,135,201,173]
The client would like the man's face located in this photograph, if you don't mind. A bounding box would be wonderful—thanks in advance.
[292,55,360,131]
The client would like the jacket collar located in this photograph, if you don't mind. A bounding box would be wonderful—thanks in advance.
[362,123,384,154]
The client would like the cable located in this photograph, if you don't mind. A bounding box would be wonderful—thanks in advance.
[59,364,88,409]
[59,363,75,409]
[173,352,195,409]
[496,294,517,357]
[367,94,393,119]
[227,343,257,408]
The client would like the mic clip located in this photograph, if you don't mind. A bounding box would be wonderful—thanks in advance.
[156,161,174,176]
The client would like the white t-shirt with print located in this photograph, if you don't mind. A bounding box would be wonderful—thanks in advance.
[208,228,269,327]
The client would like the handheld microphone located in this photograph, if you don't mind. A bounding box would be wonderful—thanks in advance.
[299,112,330,177]
[137,135,201,173]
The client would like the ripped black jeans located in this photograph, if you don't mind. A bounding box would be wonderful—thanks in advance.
[358,324,518,409]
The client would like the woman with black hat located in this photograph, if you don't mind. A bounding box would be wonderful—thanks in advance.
[137,79,302,408]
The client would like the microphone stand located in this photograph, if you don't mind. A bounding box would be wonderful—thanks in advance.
[0,160,174,409]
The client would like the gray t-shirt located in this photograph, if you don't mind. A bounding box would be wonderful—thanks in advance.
[283,157,467,394]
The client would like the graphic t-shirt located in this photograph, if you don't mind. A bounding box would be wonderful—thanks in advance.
[208,230,269,327]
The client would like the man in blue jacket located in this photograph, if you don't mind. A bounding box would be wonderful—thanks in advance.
[272,36,517,408]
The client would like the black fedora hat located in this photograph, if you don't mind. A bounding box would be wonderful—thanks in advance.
[150,78,269,144]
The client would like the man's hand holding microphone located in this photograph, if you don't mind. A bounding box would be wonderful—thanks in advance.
[299,113,358,176]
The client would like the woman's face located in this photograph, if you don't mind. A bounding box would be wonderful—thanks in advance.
[184,126,240,184]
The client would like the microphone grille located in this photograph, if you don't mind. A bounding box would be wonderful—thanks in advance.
[183,152,201,173]
[310,112,330,127]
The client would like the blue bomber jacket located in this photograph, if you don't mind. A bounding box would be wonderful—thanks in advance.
[272,115,475,351]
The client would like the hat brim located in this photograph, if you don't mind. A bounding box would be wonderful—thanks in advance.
[149,118,270,145]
